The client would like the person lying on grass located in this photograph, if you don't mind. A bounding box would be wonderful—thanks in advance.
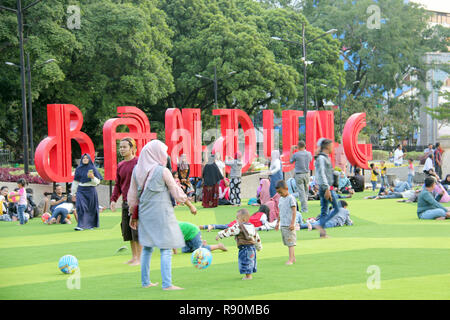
[417,177,450,220]
[215,209,262,280]
[364,187,419,200]
[300,200,353,231]
[173,221,227,254]
[199,204,273,232]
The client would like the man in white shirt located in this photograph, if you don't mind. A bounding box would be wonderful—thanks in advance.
[393,145,406,166]
[48,196,76,225]
[423,154,434,174]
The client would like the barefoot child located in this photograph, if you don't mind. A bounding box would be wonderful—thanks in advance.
[274,180,297,265]
[215,209,262,280]
[175,221,227,254]
[110,137,141,266]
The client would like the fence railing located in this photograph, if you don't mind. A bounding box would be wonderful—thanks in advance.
[0,149,12,166]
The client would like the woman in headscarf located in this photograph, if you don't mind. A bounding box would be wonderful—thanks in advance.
[218,178,231,205]
[268,150,283,197]
[214,151,226,177]
[177,154,194,197]
[202,152,224,208]
[128,140,197,290]
[257,178,271,205]
[72,153,103,231]
[225,152,243,206]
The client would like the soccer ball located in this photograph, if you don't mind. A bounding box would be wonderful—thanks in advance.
[41,212,51,223]
[191,247,212,270]
[58,255,78,274]
[7,192,20,203]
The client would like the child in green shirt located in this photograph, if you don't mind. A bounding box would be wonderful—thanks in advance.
[175,221,227,253]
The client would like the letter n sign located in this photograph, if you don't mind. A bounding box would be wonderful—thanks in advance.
[35,104,95,182]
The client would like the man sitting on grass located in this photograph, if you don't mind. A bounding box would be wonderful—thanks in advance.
[300,200,353,231]
[417,177,450,220]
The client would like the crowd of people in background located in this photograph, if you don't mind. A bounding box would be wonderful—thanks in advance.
[0,136,448,286]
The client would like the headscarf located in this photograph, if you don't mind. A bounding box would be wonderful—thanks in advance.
[208,152,216,164]
[133,140,168,190]
[441,174,450,186]
[258,178,271,204]
[202,155,223,186]
[256,204,270,216]
[74,153,103,183]
[219,178,230,199]
[178,154,190,171]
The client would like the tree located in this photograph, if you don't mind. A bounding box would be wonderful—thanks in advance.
[0,0,174,156]
[426,91,450,127]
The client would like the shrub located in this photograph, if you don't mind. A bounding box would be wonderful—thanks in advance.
[0,168,49,185]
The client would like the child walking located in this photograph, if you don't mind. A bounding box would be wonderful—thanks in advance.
[274,180,297,265]
[16,179,28,225]
[407,158,415,187]
[216,209,262,280]
[370,163,379,191]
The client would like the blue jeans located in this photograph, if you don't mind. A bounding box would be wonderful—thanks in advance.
[394,182,411,193]
[202,224,228,230]
[238,245,257,275]
[318,187,341,228]
[182,232,211,253]
[300,219,335,229]
[51,207,69,224]
[380,175,388,188]
[371,181,377,191]
[296,212,303,224]
[141,247,173,288]
[17,204,27,225]
[407,174,414,186]
[418,208,447,220]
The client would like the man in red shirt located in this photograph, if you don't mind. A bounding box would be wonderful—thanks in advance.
[110,138,141,265]
[434,142,444,179]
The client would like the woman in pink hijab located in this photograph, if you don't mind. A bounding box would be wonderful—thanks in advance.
[258,179,271,205]
[128,140,197,290]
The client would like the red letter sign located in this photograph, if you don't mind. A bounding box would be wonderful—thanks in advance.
[35,104,95,182]
[281,110,304,172]
[212,109,256,173]
[342,112,372,169]
[103,106,156,180]
[165,108,203,177]
[306,110,335,169]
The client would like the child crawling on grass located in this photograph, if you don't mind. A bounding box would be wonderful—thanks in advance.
[215,209,262,280]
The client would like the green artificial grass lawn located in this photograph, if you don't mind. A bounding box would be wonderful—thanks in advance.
[0,191,449,300]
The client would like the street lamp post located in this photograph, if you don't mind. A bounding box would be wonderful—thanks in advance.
[6,57,56,166]
[271,27,337,119]
[195,67,236,139]
[1,0,43,174]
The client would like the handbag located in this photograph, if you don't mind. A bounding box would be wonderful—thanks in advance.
[131,169,150,220]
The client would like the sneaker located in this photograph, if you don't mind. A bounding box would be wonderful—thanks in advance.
[74,227,83,231]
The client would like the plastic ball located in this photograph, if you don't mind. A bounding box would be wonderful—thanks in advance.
[58,255,78,274]
[191,247,212,270]
[41,212,51,223]
[7,192,20,203]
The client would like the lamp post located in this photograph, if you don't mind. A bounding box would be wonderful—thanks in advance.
[271,26,337,118]
[6,57,56,166]
[195,67,236,139]
[1,0,43,174]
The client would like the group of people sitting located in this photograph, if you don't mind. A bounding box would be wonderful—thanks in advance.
[0,180,37,223]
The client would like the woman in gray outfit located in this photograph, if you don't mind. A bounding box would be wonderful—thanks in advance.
[225,152,243,206]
